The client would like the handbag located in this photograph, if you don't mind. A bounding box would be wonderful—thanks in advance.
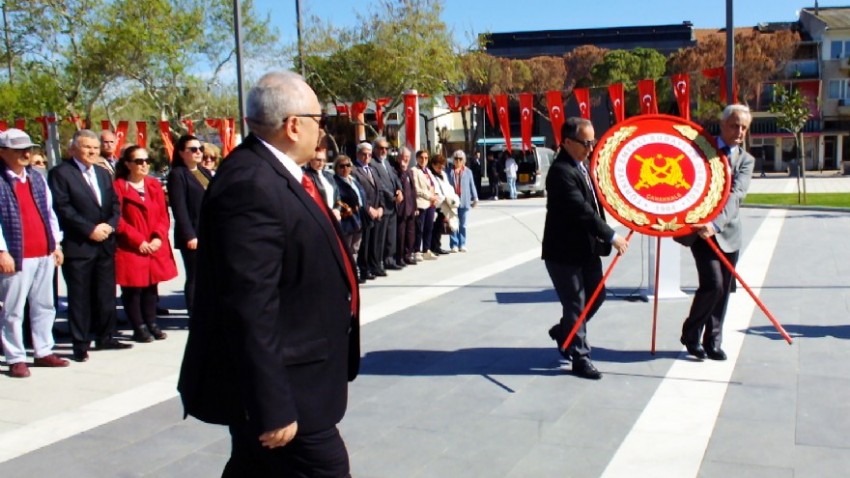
[339,212,362,235]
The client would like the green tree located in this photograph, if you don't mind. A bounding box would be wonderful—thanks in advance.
[769,84,812,203]
[592,48,667,115]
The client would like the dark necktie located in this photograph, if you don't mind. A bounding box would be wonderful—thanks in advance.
[579,162,600,215]
[364,165,375,185]
[301,174,359,316]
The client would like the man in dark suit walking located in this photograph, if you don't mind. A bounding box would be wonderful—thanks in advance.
[680,104,754,362]
[543,118,628,380]
[48,129,129,363]
[178,70,360,477]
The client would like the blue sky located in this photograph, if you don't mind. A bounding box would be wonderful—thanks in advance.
[255,0,849,50]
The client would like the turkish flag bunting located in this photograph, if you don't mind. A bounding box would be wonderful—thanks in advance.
[101,120,111,132]
[0,120,6,132]
[403,93,418,151]
[702,67,737,104]
[14,119,24,130]
[638,79,658,115]
[494,94,512,154]
[115,121,129,153]
[182,119,194,136]
[608,84,625,124]
[136,121,147,148]
[34,116,49,140]
[469,94,495,127]
[226,118,236,156]
[519,93,534,152]
[159,121,175,161]
[573,88,591,120]
[351,101,367,121]
[545,91,565,146]
[445,94,471,112]
[67,115,82,130]
[672,73,690,121]
[335,104,349,116]
[375,97,392,132]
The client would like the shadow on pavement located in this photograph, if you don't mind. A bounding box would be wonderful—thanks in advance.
[744,324,850,340]
[359,347,562,376]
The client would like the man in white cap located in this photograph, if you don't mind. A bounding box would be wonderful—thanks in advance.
[0,129,67,378]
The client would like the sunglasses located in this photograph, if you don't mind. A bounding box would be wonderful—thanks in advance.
[186,146,205,153]
[128,158,151,165]
[32,161,46,166]
[283,114,327,130]
[202,156,217,161]
[337,163,353,169]
[567,137,597,149]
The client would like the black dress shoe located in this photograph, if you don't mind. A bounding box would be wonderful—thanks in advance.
[385,263,403,271]
[358,277,367,284]
[704,346,727,361]
[374,270,388,277]
[548,325,571,361]
[95,339,133,350]
[156,307,170,316]
[73,350,89,362]
[680,337,706,360]
[572,358,602,380]
[366,274,377,280]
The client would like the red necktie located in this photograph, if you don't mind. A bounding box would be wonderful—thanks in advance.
[302,174,359,316]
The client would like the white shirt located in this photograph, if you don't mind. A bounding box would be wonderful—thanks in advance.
[504,158,518,178]
[257,137,303,183]
[73,158,102,206]
[0,168,63,252]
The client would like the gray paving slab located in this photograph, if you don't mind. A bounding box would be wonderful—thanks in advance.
[2,196,850,477]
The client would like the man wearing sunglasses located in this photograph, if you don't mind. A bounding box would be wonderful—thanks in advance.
[543,117,629,380]
[179,71,359,477]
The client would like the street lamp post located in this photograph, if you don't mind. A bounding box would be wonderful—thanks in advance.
[725,0,735,105]
[232,0,247,139]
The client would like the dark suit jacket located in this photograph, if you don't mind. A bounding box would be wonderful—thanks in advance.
[370,156,399,212]
[541,149,614,265]
[167,166,212,250]
[352,165,381,227]
[48,159,120,258]
[178,134,360,436]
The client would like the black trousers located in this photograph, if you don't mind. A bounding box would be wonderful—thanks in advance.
[179,248,197,316]
[396,213,415,263]
[62,251,117,353]
[383,211,398,267]
[431,211,446,253]
[224,422,350,478]
[416,207,435,253]
[370,215,388,273]
[682,238,739,348]
[357,223,373,279]
[120,285,158,331]
[545,258,605,360]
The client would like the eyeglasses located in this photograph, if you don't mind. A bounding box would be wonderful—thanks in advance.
[128,158,151,165]
[202,156,217,162]
[283,114,327,130]
[567,137,597,149]
[337,163,352,169]
[32,161,46,166]
[186,146,205,154]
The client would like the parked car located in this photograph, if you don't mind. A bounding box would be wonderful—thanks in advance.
[490,144,554,197]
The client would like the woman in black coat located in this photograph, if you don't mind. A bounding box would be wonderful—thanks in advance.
[167,135,212,316]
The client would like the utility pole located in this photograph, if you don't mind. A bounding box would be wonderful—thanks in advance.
[233,0,246,138]
[296,0,305,77]
[725,0,735,105]
[2,2,13,84]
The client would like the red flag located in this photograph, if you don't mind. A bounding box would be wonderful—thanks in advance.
[350,101,367,121]
[375,97,392,132]
[494,94,512,154]
[115,121,129,153]
[445,94,471,112]
[13,119,24,130]
[159,121,175,161]
[545,91,565,146]
[226,118,237,155]
[573,88,591,120]
[519,93,534,152]
[469,94,494,127]
[335,104,349,116]
[136,121,147,148]
[0,120,7,132]
[182,119,194,136]
[66,115,82,130]
[608,84,625,124]
[638,79,658,115]
[101,120,111,132]
[403,92,418,151]
[672,73,690,121]
[34,116,49,140]
[702,67,738,104]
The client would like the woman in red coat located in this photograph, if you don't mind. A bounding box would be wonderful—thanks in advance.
[114,146,178,342]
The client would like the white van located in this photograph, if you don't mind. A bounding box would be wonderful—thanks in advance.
[489,144,554,197]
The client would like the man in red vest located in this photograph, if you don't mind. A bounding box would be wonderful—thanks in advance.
[0,129,68,378]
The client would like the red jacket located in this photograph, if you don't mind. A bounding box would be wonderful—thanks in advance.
[114,177,178,287]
